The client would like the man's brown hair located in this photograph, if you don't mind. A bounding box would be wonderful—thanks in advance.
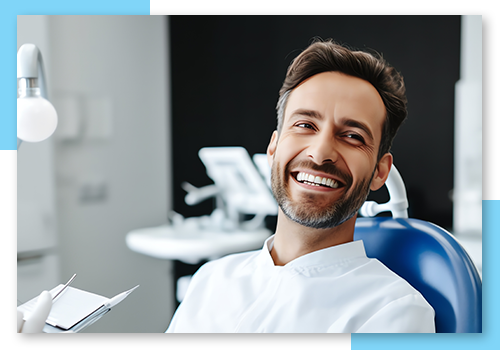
[276,39,407,160]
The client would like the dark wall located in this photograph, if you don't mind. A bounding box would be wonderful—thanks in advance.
[169,15,461,230]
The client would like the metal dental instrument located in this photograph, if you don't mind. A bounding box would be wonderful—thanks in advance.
[52,273,77,302]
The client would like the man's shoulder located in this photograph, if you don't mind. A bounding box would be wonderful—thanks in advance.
[357,257,426,297]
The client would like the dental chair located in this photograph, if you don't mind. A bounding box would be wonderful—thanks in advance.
[355,166,482,333]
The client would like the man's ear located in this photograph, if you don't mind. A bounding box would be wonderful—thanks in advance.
[370,153,393,191]
[267,131,278,167]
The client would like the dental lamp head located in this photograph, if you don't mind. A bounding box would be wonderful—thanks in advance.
[17,44,58,147]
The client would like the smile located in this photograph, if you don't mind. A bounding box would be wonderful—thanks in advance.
[295,172,340,189]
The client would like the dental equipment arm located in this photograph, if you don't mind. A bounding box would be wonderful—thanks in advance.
[182,182,220,206]
[359,165,409,218]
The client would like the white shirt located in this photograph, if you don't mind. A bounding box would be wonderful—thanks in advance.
[166,236,435,333]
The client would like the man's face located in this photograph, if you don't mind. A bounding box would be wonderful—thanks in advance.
[267,71,390,229]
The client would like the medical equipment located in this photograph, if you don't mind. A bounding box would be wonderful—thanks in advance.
[356,166,482,333]
[126,147,277,265]
[18,291,52,333]
[17,274,76,333]
[182,147,278,230]
[51,273,77,302]
[359,165,408,218]
[18,281,139,333]
[17,43,58,147]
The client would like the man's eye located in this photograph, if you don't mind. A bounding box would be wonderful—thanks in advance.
[296,123,315,130]
[345,133,365,144]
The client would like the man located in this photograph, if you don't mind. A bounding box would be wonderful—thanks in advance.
[166,40,435,333]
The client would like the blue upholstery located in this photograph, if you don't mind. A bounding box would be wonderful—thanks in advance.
[354,217,482,333]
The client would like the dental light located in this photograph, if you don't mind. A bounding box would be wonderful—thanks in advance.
[17,43,58,148]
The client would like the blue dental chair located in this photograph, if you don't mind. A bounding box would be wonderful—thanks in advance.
[354,166,482,333]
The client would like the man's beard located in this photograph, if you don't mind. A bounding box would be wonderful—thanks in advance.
[270,159,374,229]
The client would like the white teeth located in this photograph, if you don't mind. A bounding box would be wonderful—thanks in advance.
[296,172,339,189]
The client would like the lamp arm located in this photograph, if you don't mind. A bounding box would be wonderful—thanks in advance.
[37,50,49,100]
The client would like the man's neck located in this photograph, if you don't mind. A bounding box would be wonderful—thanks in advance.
[270,210,356,266]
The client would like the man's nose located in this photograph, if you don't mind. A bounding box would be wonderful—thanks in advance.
[307,134,339,165]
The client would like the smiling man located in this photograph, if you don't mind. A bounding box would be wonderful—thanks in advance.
[166,40,435,333]
[268,71,390,265]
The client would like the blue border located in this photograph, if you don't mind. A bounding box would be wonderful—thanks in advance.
[353,200,495,349]
[0,0,149,150]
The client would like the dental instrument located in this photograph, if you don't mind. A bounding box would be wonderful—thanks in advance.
[51,273,77,302]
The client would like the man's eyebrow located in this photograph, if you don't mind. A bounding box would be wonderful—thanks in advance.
[341,118,375,141]
[289,109,324,120]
